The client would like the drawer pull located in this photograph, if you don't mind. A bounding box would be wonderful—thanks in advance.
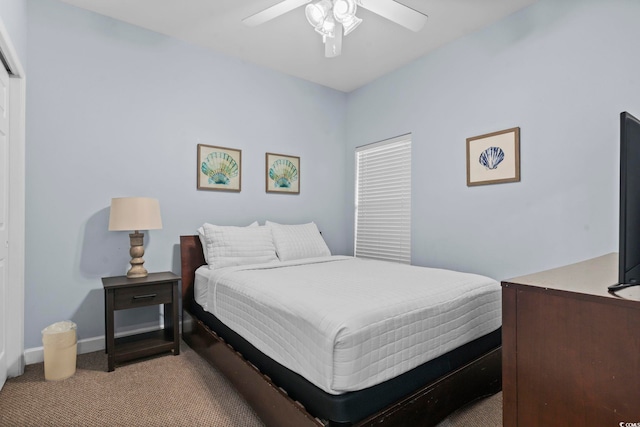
[133,293,157,300]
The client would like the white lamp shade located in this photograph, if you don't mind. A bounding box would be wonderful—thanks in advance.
[108,197,163,231]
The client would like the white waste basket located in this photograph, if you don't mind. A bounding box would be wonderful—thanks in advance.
[42,321,77,381]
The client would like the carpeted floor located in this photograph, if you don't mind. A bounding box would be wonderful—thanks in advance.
[0,342,502,426]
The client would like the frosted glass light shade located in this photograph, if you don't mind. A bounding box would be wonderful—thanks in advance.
[333,0,361,36]
[305,0,332,28]
[333,0,356,21]
[108,197,162,231]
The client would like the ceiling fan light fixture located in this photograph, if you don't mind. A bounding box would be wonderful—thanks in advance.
[305,0,333,28]
[243,0,429,59]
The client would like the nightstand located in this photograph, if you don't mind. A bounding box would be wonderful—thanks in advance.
[102,271,180,372]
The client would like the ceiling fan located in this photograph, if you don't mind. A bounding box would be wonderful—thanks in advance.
[242,0,428,58]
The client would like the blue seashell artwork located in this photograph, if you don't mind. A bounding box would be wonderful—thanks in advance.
[201,151,239,185]
[478,146,505,170]
[269,159,298,188]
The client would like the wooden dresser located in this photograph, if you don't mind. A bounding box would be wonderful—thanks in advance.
[502,253,640,426]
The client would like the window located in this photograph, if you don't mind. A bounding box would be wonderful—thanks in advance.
[354,134,411,263]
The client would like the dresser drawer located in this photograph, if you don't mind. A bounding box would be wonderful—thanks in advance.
[113,283,173,309]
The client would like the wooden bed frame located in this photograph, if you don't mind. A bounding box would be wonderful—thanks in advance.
[180,235,502,427]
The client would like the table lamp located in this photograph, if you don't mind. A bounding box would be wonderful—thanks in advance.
[108,197,162,278]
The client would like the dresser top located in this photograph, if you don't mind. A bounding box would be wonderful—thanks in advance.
[503,253,640,303]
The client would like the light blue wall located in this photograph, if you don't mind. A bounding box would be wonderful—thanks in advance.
[345,0,640,281]
[24,0,640,351]
[25,0,347,348]
[0,0,27,69]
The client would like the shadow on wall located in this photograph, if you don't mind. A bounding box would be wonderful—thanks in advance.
[172,243,183,317]
[172,242,182,276]
[468,0,579,54]
[79,206,158,279]
[74,207,162,339]
[70,288,160,345]
[69,288,103,343]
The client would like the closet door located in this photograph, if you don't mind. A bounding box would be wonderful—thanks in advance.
[0,61,9,390]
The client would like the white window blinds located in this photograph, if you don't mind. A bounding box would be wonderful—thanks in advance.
[355,134,411,264]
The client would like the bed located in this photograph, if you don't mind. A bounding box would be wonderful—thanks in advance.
[180,223,502,427]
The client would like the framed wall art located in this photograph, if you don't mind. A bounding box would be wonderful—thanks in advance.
[466,127,520,186]
[197,144,242,192]
[265,152,300,194]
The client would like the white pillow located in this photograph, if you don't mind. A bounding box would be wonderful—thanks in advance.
[198,221,258,263]
[266,221,331,261]
[200,222,278,269]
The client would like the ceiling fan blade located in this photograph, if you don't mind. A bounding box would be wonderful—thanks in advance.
[243,0,312,27]
[325,23,343,58]
[357,0,427,32]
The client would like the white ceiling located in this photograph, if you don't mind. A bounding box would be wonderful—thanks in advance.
[57,0,538,92]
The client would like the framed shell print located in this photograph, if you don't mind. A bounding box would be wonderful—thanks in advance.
[197,144,242,192]
[467,127,520,186]
[265,153,300,194]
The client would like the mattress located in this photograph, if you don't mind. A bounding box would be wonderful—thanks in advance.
[195,256,502,395]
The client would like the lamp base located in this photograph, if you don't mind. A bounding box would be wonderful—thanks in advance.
[127,231,148,278]
[126,266,148,279]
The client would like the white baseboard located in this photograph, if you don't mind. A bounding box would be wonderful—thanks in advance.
[24,324,163,365]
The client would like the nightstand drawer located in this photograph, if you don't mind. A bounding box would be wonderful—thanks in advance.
[113,283,173,309]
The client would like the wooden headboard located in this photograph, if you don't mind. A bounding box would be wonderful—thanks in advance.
[180,235,206,312]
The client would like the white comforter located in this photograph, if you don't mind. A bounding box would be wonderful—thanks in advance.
[195,256,501,395]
